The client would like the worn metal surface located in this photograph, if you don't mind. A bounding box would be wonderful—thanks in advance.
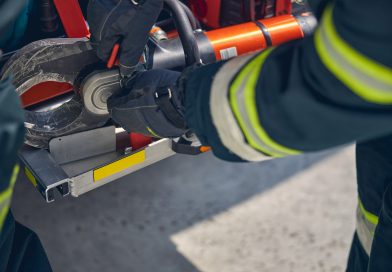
[49,126,117,165]
[81,70,121,116]
[1,38,109,148]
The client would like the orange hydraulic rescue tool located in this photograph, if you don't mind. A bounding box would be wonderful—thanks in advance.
[205,14,307,61]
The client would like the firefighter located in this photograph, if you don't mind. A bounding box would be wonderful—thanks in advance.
[93,0,392,271]
[0,0,54,270]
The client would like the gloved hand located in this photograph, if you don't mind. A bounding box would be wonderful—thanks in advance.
[107,69,188,138]
[87,0,163,76]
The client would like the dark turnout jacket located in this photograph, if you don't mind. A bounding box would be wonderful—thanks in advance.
[185,0,392,161]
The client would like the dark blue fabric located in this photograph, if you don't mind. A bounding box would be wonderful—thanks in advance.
[0,212,52,272]
[0,213,14,272]
[367,184,392,271]
[184,0,392,156]
[0,77,24,192]
[108,69,186,137]
[347,233,369,272]
[0,40,49,272]
[185,62,244,161]
[347,136,392,271]
[87,0,163,75]
[0,0,33,50]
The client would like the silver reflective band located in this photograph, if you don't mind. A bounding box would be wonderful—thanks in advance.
[356,204,377,256]
[315,5,392,104]
[317,27,392,97]
[210,53,271,162]
[230,61,295,157]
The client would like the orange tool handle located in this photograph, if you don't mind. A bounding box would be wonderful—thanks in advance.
[107,43,120,69]
[205,14,304,61]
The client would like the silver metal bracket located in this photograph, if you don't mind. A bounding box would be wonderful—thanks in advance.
[19,126,177,202]
[19,147,71,203]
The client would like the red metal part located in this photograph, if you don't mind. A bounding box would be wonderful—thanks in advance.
[21,82,73,108]
[189,0,222,29]
[130,133,153,150]
[275,0,292,16]
[107,43,120,69]
[190,0,293,29]
[21,0,88,107]
[53,0,90,38]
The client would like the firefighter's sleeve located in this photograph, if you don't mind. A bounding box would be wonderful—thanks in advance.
[0,77,24,232]
[184,0,392,161]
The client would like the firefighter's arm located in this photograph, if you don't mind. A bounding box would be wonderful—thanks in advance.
[0,77,24,270]
[185,0,392,161]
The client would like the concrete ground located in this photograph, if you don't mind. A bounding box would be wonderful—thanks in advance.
[11,146,357,272]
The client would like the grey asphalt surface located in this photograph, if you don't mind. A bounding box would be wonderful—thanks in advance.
[11,146,357,272]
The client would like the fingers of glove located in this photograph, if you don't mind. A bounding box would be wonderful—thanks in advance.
[96,33,121,62]
[118,0,164,70]
[89,0,137,61]
[87,0,120,43]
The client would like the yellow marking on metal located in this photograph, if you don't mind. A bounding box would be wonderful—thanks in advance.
[93,150,146,182]
[24,167,37,187]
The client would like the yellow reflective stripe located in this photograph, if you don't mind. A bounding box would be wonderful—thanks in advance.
[147,126,162,138]
[0,165,19,203]
[244,52,301,156]
[209,53,271,161]
[358,198,379,226]
[0,202,10,231]
[230,53,275,156]
[10,165,19,186]
[315,5,392,104]
[0,165,20,230]
[322,6,392,86]
[230,49,301,157]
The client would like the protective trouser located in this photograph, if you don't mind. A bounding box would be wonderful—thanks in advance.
[0,70,52,272]
[0,165,51,272]
[0,212,52,272]
[347,135,392,271]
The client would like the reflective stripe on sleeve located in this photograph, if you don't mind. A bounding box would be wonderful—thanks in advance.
[315,5,392,104]
[210,53,269,161]
[229,49,301,157]
[0,165,19,231]
[356,198,379,256]
[210,49,301,161]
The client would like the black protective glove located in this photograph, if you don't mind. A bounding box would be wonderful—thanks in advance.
[87,0,163,76]
[107,69,188,138]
